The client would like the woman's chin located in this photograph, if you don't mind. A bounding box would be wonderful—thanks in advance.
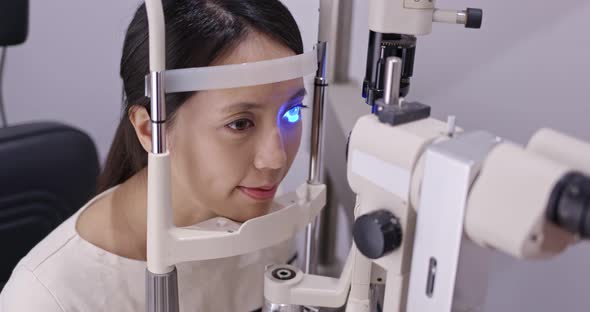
[229,202,273,223]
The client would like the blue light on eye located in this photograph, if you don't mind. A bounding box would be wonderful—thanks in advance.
[283,106,301,123]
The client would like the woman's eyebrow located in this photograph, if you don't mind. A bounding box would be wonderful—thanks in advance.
[221,102,263,114]
[221,88,308,114]
[289,88,307,101]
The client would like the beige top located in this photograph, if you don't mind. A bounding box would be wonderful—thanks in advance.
[0,187,294,312]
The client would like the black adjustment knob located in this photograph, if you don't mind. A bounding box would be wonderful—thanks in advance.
[353,210,403,259]
[465,8,483,29]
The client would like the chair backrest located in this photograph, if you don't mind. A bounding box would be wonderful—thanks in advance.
[0,0,29,46]
[0,122,100,285]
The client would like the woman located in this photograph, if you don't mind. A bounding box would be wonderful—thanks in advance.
[0,0,308,310]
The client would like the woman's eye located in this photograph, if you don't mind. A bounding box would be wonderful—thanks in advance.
[227,119,255,131]
[282,105,304,124]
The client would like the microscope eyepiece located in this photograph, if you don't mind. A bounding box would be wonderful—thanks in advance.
[547,172,590,239]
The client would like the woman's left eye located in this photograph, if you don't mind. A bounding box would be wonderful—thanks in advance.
[282,104,306,124]
[227,118,255,131]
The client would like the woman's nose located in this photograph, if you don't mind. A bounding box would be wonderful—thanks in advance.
[253,127,287,170]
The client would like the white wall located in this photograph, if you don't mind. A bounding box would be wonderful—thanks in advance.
[4,1,139,161]
[344,0,590,311]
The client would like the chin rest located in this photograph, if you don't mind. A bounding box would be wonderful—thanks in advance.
[0,122,99,286]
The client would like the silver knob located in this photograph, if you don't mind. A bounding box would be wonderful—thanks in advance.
[384,56,403,107]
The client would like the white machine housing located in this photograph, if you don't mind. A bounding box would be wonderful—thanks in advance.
[368,0,437,35]
[263,112,589,311]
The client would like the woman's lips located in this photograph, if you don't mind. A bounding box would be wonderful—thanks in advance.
[238,185,278,200]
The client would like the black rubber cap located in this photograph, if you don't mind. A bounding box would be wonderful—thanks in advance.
[272,267,297,281]
[353,210,403,259]
[465,8,483,29]
[376,101,431,126]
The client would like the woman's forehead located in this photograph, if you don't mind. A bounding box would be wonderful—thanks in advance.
[222,78,304,98]
[180,78,307,119]
[221,82,306,113]
[185,32,306,114]
[188,78,306,114]
[212,31,296,66]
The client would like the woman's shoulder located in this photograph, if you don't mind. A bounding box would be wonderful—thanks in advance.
[1,228,146,311]
[12,187,117,274]
[0,265,65,311]
[0,213,96,312]
[1,188,146,311]
[1,218,146,312]
[14,212,79,273]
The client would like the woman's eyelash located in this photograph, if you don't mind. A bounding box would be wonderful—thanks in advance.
[293,104,308,110]
[285,103,308,115]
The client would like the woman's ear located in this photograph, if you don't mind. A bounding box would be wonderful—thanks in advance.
[129,106,152,152]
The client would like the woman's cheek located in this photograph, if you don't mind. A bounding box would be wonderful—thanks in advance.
[283,123,303,160]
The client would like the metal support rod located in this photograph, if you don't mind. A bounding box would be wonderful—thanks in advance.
[304,41,329,274]
[149,71,167,154]
[383,57,402,107]
[304,220,319,274]
[317,175,339,268]
[308,42,328,185]
[456,11,468,25]
[152,122,166,154]
[433,9,464,25]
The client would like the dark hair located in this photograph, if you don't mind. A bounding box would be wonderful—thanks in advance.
[97,0,304,193]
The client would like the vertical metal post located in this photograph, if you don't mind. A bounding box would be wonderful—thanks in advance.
[308,42,328,186]
[304,41,329,274]
[383,57,402,107]
[145,71,178,312]
[149,71,167,154]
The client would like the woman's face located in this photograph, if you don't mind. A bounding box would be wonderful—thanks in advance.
[168,33,306,223]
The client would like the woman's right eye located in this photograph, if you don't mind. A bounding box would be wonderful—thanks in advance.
[226,118,255,132]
